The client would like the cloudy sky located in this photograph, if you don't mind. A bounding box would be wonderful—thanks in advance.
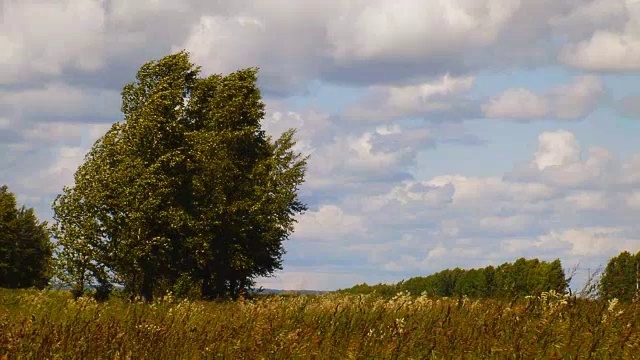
[2,0,640,291]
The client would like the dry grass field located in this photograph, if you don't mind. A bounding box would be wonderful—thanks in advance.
[2,288,640,359]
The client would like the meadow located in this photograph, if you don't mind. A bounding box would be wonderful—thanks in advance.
[1,288,640,359]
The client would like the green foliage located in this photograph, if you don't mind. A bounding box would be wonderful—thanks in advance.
[2,289,640,358]
[341,282,399,297]
[52,51,307,301]
[600,250,640,302]
[342,258,568,299]
[0,185,52,289]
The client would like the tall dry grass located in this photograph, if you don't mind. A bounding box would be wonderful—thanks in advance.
[1,288,639,359]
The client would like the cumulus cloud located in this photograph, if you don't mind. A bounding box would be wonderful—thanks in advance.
[534,130,581,170]
[483,88,549,119]
[294,205,367,243]
[0,0,633,95]
[326,0,519,63]
[509,227,640,258]
[482,75,605,120]
[509,131,620,188]
[548,75,606,119]
[558,0,640,71]
[559,32,640,72]
[175,2,337,94]
[344,75,476,121]
[0,0,106,84]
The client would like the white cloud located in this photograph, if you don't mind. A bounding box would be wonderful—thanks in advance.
[386,76,475,112]
[548,75,605,120]
[482,75,605,121]
[382,181,454,208]
[560,31,640,71]
[534,130,580,170]
[561,191,609,211]
[327,0,521,64]
[425,175,556,208]
[344,75,475,121]
[558,1,640,71]
[178,15,268,75]
[295,120,454,197]
[261,103,335,148]
[506,130,621,191]
[539,227,640,257]
[294,205,366,242]
[549,0,628,41]
[175,2,337,93]
[482,88,548,119]
[0,0,106,84]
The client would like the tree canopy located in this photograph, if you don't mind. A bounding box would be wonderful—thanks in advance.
[0,185,52,289]
[52,51,307,301]
[599,251,640,302]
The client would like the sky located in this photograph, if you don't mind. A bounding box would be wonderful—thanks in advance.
[2,0,640,291]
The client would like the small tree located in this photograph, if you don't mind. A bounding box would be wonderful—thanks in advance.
[0,185,52,288]
[600,251,639,302]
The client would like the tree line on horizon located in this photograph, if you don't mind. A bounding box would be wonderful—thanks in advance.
[341,258,568,299]
[342,255,640,301]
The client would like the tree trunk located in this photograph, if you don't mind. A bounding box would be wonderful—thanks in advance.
[141,271,154,302]
[201,265,214,300]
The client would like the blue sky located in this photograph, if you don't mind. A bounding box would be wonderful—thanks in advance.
[2,0,640,291]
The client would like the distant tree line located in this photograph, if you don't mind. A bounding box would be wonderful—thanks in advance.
[341,258,568,299]
[343,253,640,302]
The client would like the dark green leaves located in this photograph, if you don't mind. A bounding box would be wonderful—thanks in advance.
[599,251,640,302]
[0,185,52,289]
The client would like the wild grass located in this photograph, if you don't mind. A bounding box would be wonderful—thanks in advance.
[1,288,640,359]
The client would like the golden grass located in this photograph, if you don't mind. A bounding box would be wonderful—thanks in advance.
[1,289,639,359]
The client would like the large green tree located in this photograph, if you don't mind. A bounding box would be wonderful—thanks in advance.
[0,185,52,288]
[52,51,307,301]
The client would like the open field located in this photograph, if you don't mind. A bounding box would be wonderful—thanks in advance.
[1,289,640,359]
